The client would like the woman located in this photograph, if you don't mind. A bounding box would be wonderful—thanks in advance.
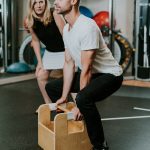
[26,0,65,104]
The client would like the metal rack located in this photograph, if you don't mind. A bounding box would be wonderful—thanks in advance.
[0,0,18,72]
[0,0,3,70]
[135,0,150,81]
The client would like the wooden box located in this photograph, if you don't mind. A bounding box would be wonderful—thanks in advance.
[38,102,92,150]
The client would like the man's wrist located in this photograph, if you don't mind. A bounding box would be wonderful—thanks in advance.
[61,96,67,101]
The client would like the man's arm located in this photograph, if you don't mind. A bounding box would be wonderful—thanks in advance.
[68,50,96,121]
[56,49,83,121]
[56,48,75,104]
[80,50,96,90]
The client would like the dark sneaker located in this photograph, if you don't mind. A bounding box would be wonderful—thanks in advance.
[92,141,109,150]
[92,147,108,150]
[101,141,109,150]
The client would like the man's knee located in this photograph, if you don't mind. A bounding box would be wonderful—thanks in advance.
[75,92,87,110]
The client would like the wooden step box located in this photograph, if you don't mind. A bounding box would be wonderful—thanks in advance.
[38,102,92,150]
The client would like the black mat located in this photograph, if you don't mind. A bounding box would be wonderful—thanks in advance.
[0,79,150,150]
[0,79,42,150]
[96,96,150,150]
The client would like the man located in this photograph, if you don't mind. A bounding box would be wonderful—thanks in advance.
[46,0,123,149]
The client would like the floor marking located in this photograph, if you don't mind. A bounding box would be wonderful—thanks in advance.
[133,107,150,112]
[101,115,150,121]
[0,73,35,85]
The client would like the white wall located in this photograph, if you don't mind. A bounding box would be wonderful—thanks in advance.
[80,0,134,43]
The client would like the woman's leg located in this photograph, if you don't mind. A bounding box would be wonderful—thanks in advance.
[36,69,51,104]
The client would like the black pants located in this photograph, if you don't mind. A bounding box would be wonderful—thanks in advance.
[45,72,123,148]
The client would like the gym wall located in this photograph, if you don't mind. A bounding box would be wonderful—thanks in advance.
[80,0,134,44]
[17,0,134,49]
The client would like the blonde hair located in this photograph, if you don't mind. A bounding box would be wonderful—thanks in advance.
[27,0,52,28]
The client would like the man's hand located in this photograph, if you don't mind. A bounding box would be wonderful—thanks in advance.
[71,107,83,121]
[56,97,67,105]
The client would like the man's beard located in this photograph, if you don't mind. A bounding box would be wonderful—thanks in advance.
[55,6,72,15]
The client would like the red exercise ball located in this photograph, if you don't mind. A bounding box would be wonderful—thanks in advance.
[93,11,110,29]
[93,11,116,29]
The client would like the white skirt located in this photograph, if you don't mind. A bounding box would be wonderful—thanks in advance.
[42,50,65,70]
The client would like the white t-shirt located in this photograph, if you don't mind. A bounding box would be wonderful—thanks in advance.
[63,14,123,76]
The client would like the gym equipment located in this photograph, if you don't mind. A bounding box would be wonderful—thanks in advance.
[93,16,133,73]
[101,25,109,36]
[107,30,133,73]
[79,6,93,18]
[143,26,149,68]
[109,0,115,52]
[2,0,18,71]
[7,62,32,73]
[19,35,35,69]
[114,31,133,72]
[134,0,150,80]
[38,102,92,150]
[93,11,110,29]
[0,2,3,68]
[19,35,45,70]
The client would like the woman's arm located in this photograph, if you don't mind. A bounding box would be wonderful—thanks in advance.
[53,10,66,35]
[29,28,44,76]
[29,28,42,65]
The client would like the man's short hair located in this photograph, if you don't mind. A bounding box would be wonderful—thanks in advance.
[77,0,80,6]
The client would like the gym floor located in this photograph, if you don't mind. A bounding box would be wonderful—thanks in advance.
[0,78,150,150]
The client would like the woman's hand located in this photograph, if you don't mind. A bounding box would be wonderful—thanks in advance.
[35,63,43,77]
[71,107,83,121]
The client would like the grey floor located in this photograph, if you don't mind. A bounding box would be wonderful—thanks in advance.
[0,79,150,150]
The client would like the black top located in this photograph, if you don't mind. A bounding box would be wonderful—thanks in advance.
[33,14,64,52]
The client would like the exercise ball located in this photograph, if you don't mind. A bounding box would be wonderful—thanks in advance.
[7,62,32,73]
[79,6,93,18]
[93,11,116,29]
[93,11,109,29]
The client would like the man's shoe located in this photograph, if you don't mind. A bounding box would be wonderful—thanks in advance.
[92,147,108,150]
[101,141,109,150]
[92,141,109,150]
